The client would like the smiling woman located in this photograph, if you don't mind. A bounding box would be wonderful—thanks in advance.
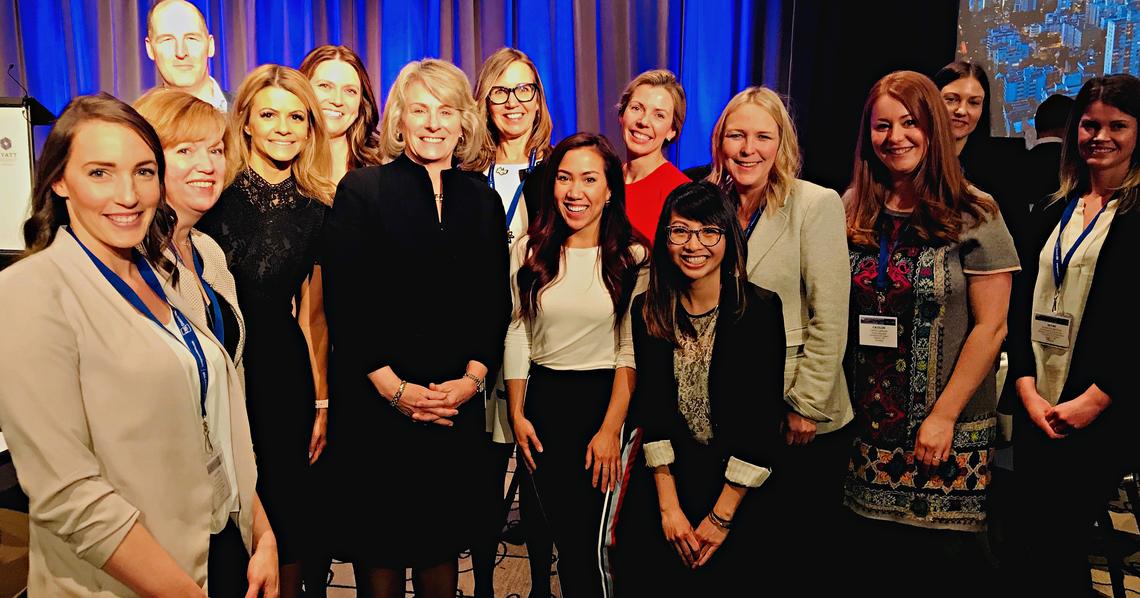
[319,58,510,598]
[300,45,382,183]
[841,71,1019,594]
[196,64,335,598]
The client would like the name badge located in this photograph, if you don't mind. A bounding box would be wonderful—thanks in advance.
[206,443,233,514]
[1031,312,1072,350]
[859,315,898,348]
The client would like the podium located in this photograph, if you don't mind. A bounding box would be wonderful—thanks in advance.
[0,97,53,259]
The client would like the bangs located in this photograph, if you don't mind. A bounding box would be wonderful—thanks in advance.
[161,104,225,147]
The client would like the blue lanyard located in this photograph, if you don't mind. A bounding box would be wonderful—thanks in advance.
[876,221,907,291]
[189,247,225,346]
[488,149,537,231]
[1053,194,1113,289]
[67,228,210,418]
[744,204,763,240]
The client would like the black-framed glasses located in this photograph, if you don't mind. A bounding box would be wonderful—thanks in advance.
[488,83,538,105]
[666,225,725,247]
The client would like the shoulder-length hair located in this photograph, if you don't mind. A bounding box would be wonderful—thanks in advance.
[933,60,992,143]
[845,70,996,248]
[705,86,801,210]
[518,132,648,328]
[616,69,687,148]
[377,58,485,168]
[470,47,554,172]
[228,64,336,205]
[1054,74,1140,213]
[22,92,177,278]
[643,181,748,344]
[133,87,226,153]
[299,44,383,170]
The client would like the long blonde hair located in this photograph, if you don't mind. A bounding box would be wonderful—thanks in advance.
[470,48,554,172]
[228,64,336,205]
[377,59,485,168]
[705,86,801,210]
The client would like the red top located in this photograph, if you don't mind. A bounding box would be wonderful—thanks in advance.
[624,161,691,247]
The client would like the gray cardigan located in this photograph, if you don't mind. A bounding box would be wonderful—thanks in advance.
[746,179,853,434]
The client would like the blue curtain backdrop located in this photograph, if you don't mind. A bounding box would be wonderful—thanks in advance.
[1,0,788,169]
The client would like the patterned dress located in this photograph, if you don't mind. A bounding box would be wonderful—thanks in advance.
[844,207,1018,532]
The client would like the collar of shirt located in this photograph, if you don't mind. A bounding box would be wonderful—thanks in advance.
[1034,136,1063,146]
[204,76,228,112]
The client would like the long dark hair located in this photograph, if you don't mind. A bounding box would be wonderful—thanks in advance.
[643,181,748,343]
[22,92,177,279]
[933,60,992,143]
[1054,74,1140,213]
[299,44,383,170]
[518,132,648,328]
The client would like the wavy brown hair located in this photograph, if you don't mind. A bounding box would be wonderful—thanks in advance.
[517,133,648,328]
[845,70,996,248]
[643,181,748,344]
[299,44,383,170]
[228,64,336,205]
[22,92,177,280]
[470,47,554,172]
[1053,74,1140,213]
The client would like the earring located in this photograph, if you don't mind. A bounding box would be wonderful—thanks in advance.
[459,134,466,144]
[396,131,404,142]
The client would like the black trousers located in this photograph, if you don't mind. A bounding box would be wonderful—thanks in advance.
[208,519,250,598]
[524,365,614,598]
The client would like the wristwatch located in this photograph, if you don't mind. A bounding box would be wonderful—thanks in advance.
[463,372,486,393]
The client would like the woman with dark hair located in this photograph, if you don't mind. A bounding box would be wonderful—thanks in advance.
[843,71,1019,592]
[0,93,277,596]
[934,61,1029,253]
[1008,74,1140,595]
[504,132,647,598]
[616,181,785,595]
[300,44,383,182]
[470,46,556,598]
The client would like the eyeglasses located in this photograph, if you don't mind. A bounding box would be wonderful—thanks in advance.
[666,225,725,247]
[488,83,538,105]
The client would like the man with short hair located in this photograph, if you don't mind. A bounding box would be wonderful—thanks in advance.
[144,0,230,111]
[1025,94,1075,211]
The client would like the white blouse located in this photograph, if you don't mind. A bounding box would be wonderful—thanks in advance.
[1030,197,1118,405]
[503,236,647,380]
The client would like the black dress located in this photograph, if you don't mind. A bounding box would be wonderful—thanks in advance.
[321,154,511,568]
[197,169,327,564]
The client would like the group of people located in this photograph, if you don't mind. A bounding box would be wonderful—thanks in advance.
[0,1,1138,597]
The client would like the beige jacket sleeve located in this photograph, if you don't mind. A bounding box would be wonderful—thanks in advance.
[786,186,851,423]
[0,268,140,568]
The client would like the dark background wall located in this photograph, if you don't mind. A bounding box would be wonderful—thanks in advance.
[783,0,961,192]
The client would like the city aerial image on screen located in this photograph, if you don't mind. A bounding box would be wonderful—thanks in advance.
[958,0,1139,138]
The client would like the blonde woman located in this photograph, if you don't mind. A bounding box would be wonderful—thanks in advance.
[704,86,852,587]
[321,59,510,598]
[197,64,335,598]
[470,46,555,598]
[618,69,691,245]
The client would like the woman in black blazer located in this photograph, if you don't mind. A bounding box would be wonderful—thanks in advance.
[1007,74,1140,595]
[617,181,785,596]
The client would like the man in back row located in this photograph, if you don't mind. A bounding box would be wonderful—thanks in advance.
[145,0,230,111]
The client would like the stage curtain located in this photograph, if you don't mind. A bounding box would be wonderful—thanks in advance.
[0,0,787,168]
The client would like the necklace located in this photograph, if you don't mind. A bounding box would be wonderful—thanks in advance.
[434,192,443,204]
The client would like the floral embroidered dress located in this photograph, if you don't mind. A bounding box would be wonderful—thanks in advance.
[844,206,1018,531]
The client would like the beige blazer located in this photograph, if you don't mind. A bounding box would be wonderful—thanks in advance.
[165,229,246,367]
[746,179,853,434]
[0,230,257,596]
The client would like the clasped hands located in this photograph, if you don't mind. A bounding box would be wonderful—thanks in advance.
[1017,377,1109,439]
[661,507,728,569]
[392,377,480,427]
